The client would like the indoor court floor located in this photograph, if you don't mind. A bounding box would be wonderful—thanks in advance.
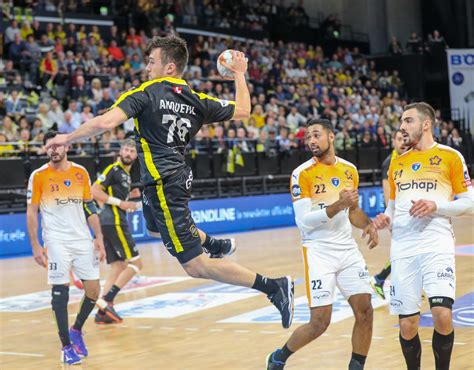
[1,218,473,369]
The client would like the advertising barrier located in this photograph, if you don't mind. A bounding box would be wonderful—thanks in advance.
[0,187,384,258]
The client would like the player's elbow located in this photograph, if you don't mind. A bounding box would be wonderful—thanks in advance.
[232,106,250,120]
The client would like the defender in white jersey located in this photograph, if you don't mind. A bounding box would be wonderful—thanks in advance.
[266,119,378,370]
[374,103,473,370]
[26,131,105,365]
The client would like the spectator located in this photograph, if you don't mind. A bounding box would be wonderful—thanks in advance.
[406,32,423,54]
[58,111,78,134]
[1,116,19,141]
[0,132,16,156]
[39,51,58,87]
[47,99,65,128]
[65,100,83,128]
[96,89,115,115]
[36,103,55,130]
[6,90,24,118]
[360,131,375,148]
[5,20,20,46]
[388,36,403,55]
[286,106,306,132]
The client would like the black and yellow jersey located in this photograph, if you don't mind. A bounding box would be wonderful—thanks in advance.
[112,77,236,185]
[95,161,131,226]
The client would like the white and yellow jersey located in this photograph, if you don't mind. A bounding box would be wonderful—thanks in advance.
[291,156,359,250]
[388,143,472,259]
[27,162,93,243]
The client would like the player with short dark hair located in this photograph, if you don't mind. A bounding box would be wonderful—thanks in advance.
[45,36,294,330]
[27,130,105,365]
[266,118,378,369]
[374,102,473,370]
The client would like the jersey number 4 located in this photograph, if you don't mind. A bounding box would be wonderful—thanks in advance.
[162,114,191,143]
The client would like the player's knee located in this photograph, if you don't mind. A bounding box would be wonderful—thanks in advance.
[354,303,373,325]
[51,285,69,311]
[84,282,100,300]
[308,315,330,336]
[399,314,419,339]
[183,264,206,279]
[130,258,143,271]
[432,307,452,330]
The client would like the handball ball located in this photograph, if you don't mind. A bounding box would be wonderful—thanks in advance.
[217,50,236,78]
[217,49,248,79]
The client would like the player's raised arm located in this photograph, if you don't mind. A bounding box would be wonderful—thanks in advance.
[44,107,128,149]
[221,51,250,120]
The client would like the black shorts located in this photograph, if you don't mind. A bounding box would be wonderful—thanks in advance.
[143,166,202,264]
[101,224,139,264]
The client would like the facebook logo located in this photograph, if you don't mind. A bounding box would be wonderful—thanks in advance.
[128,211,145,237]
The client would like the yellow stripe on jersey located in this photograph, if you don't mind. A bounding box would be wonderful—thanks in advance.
[140,137,184,254]
[113,77,188,109]
[95,163,115,187]
[133,118,140,134]
[107,186,132,259]
[302,247,311,304]
[190,90,236,105]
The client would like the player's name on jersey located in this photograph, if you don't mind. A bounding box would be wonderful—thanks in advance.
[159,100,196,115]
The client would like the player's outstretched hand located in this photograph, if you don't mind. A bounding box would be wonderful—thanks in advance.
[94,237,106,262]
[339,189,359,209]
[32,244,47,268]
[220,51,248,78]
[362,223,378,249]
[44,134,70,150]
[409,199,437,218]
[373,213,391,230]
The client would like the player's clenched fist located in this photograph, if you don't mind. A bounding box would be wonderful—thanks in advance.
[373,213,391,230]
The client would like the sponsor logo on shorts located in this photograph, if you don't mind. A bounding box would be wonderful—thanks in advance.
[359,266,369,279]
[390,299,403,308]
[411,162,422,172]
[190,225,199,238]
[313,290,331,300]
[292,184,302,197]
[437,267,455,281]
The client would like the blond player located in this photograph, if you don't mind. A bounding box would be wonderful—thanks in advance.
[373,102,473,370]
[266,118,378,370]
[26,131,105,365]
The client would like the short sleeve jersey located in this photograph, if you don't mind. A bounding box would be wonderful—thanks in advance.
[27,162,93,243]
[94,162,131,226]
[290,157,359,250]
[388,143,472,259]
[112,77,235,185]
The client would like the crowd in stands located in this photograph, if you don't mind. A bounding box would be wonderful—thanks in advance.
[0,16,466,163]
[388,29,448,56]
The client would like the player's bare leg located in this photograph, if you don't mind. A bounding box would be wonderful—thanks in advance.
[182,254,294,328]
[266,305,332,369]
[102,260,127,295]
[348,293,373,369]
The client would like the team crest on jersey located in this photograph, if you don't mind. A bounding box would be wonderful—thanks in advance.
[172,86,182,94]
[64,180,71,187]
[429,156,442,166]
[331,177,340,187]
[411,162,421,172]
[292,184,302,198]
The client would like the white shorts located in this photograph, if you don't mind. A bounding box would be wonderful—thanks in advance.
[390,253,456,315]
[45,239,100,285]
[302,246,372,307]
